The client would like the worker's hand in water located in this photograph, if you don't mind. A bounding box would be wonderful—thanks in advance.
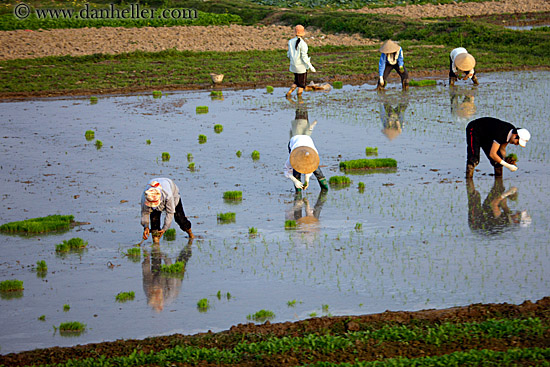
[157,229,165,238]
[290,176,304,189]
[309,65,316,73]
[143,227,150,240]
[500,160,518,172]
[379,76,384,86]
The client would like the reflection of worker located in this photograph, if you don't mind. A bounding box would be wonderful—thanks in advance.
[284,135,329,194]
[287,191,327,230]
[467,178,531,236]
[380,101,408,141]
[465,117,530,178]
[142,240,193,312]
[449,47,479,86]
[450,88,476,122]
[290,105,316,138]
[141,178,194,243]
[377,40,409,91]
[286,25,316,98]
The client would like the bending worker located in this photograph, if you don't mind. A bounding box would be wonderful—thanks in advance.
[465,117,530,178]
[449,47,479,86]
[286,25,316,98]
[377,40,409,91]
[141,177,194,242]
[284,135,329,194]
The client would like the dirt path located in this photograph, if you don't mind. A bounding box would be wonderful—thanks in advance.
[1,0,549,61]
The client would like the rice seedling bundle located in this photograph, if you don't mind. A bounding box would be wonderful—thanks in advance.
[0,215,74,234]
[339,158,397,170]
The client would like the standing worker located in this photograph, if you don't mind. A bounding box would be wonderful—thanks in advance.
[377,40,409,91]
[286,25,316,98]
[141,178,194,243]
[284,135,329,194]
[449,47,479,86]
[465,117,530,178]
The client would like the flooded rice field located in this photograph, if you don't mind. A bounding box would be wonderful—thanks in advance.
[0,71,549,354]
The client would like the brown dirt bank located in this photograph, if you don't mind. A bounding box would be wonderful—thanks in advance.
[1,297,549,366]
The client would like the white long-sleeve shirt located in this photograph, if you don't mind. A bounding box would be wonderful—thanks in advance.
[284,135,318,178]
[140,178,181,231]
[287,37,313,74]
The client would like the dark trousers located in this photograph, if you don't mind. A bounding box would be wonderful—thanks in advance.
[150,198,191,231]
[293,72,307,89]
[379,63,409,86]
[466,123,503,168]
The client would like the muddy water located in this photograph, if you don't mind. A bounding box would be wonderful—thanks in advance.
[0,71,548,354]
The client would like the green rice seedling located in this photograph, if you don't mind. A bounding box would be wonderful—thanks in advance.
[125,247,141,258]
[217,290,222,300]
[223,191,242,201]
[365,147,378,156]
[146,139,151,145]
[160,261,186,274]
[333,81,343,89]
[217,212,236,223]
[322,304,329,312]
[84,130,95,140]
[248,227,258,237]
[214,124,223,133]
[161,152,170,161]
[0,279,24,292]
[285,220,297,229]
[89,96,98,104]
[339,158,397,170]
[329,176,351,186]
[164,228,176,241]
[38,315,46,321]
[266,85,274,93]
[198,134,207,144]
[505,153,518,164]
[287,300,297,307]
[95,139,103,149]
[152,90,162,98]
[0,214,75,234]
[358,182,365,192]
[188,162,195,171]
[63,304,70,312]
[197,298,210,312]
[36,260,47,273]
[246,309,275,322]
[409,79,437,87]
[251,150,260,160]
[210,91,223,97]
[355,222,363,231]
[115,291,135,302]
[226,292,232,300]
[55,237,88,252]
[57,321,86,333]
[196,106,209,114]
[187,153,193,162]
[236,150,242,158]
[309,312,318,317]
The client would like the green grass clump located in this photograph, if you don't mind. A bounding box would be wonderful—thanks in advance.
[63,304,70,311]
[152,90,162,98]
[160,261,186,274]
[125,247,141,258]
[146,139,151,145]
[55,237,88,252]
[236,150,242,158]
[196,106,209,114]
[355,222,363,231]
[210,91,223,97]
[358,182,365,191]
[115,291,135,302]
[89,96,98,104]
[285,220,297,229]
[0,279,24,292]
[187,153,193,162]
[409,79,437,87]
[223,191,242,201]
[38,315,46,321]
[58,321,86,333]
[251,150,260,160]
[332,81,343,89]
[197,298,210,312]
[248,227,258,235]
[247,309,275,322]
[36,260,48,272]
[217,212,236,223]
[339,158,397,170]
[0,215,75,234]
[214,124,223,133]
[95,139,103,149]
[161,152,170,161]
[266,85,274,93]
[329,176,351,186]
[164,228,176,241]
[198,134,207,144]
[287,300,297,307]
[188,162,196,171]
[84,130,95,140]
[365,147,378,156]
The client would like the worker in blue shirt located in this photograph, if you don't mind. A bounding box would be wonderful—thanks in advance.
[377,40,409,91]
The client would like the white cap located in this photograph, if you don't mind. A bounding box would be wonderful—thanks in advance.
[517,128,530,147]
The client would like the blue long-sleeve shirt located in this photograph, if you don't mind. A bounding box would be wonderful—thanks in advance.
[379,48,404,77]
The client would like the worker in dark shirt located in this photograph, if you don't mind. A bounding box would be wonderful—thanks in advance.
[465,117,530,178]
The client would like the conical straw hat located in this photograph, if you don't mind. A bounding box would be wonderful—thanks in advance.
[290,146,319,174]
[455,53,476,71]
[380,40,400,54]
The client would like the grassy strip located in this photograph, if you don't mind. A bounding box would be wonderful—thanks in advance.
[339,158,397,170]
[302,348,550,367]
[38,318,547,366]
[0,214,74,233]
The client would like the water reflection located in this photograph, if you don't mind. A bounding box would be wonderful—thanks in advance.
[450,87,477,122]
[467,178,531,236]
[142,239,193,312]
[286,191,327,239]
[378,95,409,141]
